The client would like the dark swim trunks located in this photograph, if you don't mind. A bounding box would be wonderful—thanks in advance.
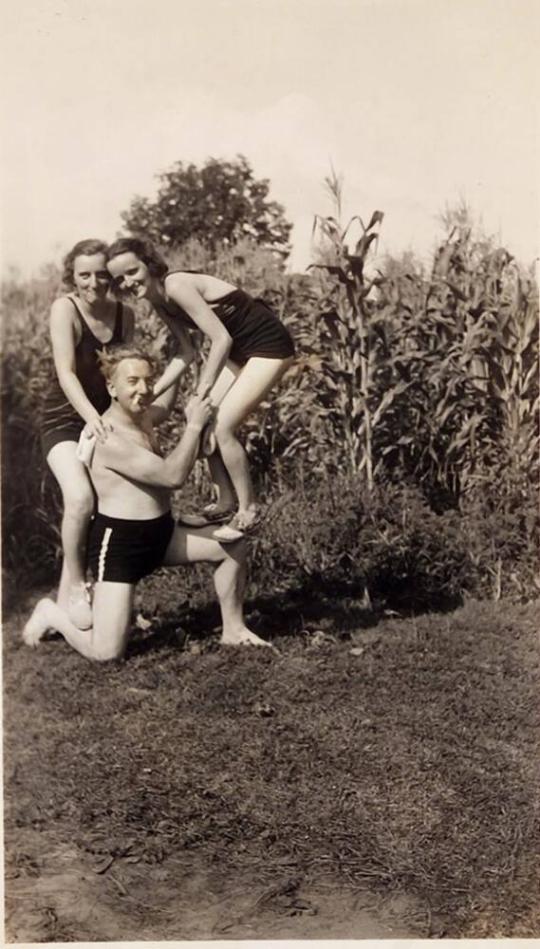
[40,299,125,457]
[164,273,296,367]
[87,511,175,584]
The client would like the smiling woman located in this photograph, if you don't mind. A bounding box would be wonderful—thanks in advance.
[40,239,135,629]
[106,236,296,539]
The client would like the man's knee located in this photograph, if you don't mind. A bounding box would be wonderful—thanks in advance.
[222,536,247,562]
[92,643,125,663]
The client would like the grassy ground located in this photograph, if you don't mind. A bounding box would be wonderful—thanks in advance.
[3,581,539,940]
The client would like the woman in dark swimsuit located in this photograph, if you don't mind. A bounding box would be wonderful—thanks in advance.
[106,237,295,539]
[41,239,136,628]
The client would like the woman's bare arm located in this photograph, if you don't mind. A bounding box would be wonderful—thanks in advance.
[163,273,232,400]
[152,319,195,400]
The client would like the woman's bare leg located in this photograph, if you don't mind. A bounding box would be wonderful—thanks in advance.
[206,451,236,512]
[205,363,240,512]
[213,356,293,514]
[46,442,95,626]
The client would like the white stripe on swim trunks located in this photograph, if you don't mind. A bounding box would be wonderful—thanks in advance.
[98,527,112,582]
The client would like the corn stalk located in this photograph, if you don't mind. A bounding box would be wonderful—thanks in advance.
[310,173,385,486]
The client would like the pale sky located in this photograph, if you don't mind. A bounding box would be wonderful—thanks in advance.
[2,0,539,277]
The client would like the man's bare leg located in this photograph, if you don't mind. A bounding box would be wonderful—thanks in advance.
[163,525,273,647]
[23,582,134,661]
[23,527,273,654]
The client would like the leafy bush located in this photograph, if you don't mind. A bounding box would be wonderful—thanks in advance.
[250,467,538,608]
[2,268,64,590]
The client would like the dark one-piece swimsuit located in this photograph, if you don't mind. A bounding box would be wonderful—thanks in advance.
[41,297,125,457]
[162,272,296,367]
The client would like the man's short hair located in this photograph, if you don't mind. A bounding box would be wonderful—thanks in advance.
[98,346,157,383]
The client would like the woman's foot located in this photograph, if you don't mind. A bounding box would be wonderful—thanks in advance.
[23,599,55,647]
[177,504,244,540]
[178,512,218,528]
[67,582,93,629]
[211,522,245,543]
[213,507,261,541]
[201,502,236,523]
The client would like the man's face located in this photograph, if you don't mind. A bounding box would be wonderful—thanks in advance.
[108,358,155,415]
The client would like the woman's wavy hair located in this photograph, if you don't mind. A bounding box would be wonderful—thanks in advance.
[97,345,157,384]
[106,237,169,279]
[62,239,109,290]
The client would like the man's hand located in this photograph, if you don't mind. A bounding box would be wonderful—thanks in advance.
[185,393,202,420]
[185,396,214,430]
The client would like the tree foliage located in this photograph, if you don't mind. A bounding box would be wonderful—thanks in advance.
[121,155,292,255]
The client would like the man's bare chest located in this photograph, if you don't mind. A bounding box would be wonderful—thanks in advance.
[118,419,160,455]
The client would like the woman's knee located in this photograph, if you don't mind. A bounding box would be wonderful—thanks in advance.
[62,484,95,521]
[214,417,240,447]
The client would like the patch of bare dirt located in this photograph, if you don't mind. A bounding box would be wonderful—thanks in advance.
[5,825,426,942]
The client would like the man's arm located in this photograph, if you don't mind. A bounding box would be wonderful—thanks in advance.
[96,400,213,489]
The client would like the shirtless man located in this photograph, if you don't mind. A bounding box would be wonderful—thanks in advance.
[23,346,270,661]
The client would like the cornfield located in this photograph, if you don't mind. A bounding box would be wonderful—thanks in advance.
[271,180,539,510]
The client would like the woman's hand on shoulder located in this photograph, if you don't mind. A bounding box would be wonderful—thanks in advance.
[83,414,114,443]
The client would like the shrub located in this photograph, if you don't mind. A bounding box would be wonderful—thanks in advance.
[2,268,64,592]
[250,467,538,609]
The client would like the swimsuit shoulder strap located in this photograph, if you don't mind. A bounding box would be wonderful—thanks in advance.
[113,301,124,342]
[65,295,86,336]
[166,269,202,277]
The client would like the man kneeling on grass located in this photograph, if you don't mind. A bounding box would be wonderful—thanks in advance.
[23,346,271,660]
